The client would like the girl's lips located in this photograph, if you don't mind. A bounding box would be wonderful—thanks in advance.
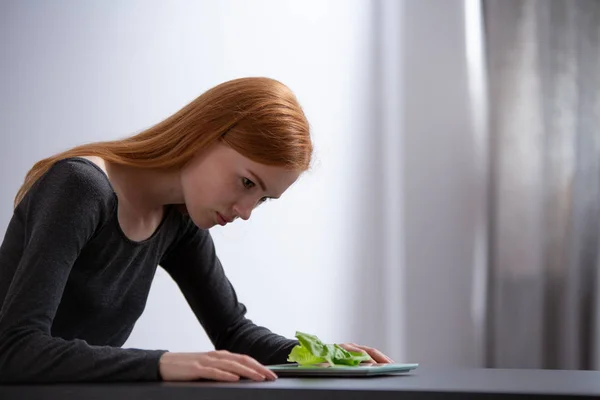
[216,212,227,226]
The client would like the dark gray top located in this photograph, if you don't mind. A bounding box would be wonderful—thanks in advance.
[2,367,600,400]
[0,157,296,383]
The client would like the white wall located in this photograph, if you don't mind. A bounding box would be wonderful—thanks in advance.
[0,0,483,367]
[0,0,377,353]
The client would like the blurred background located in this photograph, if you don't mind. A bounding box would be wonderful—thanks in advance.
[1,0,599,370]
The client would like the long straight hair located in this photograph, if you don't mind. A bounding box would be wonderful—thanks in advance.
[14,77,313,207]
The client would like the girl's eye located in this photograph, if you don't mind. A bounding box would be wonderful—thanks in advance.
[242,177,255,189]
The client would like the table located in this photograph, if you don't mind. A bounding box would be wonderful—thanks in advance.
[2,367,600,399]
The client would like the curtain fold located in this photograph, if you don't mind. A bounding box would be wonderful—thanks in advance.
[483,0,600,369]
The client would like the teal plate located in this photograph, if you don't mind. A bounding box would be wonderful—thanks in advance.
[267,363,419,377]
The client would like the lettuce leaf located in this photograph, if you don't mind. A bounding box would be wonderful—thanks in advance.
[287,344,326,365]
[287,331,371,366]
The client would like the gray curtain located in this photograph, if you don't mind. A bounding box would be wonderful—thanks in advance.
[484,0,600,369]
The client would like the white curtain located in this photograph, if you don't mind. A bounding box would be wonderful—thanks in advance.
[362,0,600,370]
[483,0,600,370]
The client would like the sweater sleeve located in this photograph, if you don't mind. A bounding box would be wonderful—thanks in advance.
[160,217,298,366]
[0,160,166,383]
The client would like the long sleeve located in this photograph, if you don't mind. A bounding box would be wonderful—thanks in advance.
[160,218,298,365]
[0,160,166,383]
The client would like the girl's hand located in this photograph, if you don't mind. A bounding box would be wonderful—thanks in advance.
[337,343,394,364]
[159,350,278,382]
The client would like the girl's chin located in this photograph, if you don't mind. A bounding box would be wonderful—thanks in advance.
[174,204,217,229]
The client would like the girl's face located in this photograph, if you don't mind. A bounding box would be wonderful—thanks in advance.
[180,142,301,229]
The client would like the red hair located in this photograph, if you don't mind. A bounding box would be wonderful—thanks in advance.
[14,77,313,207]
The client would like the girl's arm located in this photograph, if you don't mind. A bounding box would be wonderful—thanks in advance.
[0,160,166,383]
[160,218,298,366]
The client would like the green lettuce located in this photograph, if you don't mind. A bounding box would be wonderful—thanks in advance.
[287,331,371,366]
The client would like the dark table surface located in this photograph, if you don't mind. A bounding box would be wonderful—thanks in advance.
[2,367,600,399]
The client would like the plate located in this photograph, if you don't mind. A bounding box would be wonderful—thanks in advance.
[267,362,419,377]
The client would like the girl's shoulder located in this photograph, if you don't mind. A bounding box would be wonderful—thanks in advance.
[26,156,117,212]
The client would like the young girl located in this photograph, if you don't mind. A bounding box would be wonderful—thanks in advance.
[0,77,392,383]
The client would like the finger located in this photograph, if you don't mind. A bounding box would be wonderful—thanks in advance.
[231,353,278,381]
[338,343,361,352]
[338,343,366,353]
[338,343,375,362]
[212,351,276,380]
[213,358,267,382]
[196,366,240,382]
[353,344,394,363]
